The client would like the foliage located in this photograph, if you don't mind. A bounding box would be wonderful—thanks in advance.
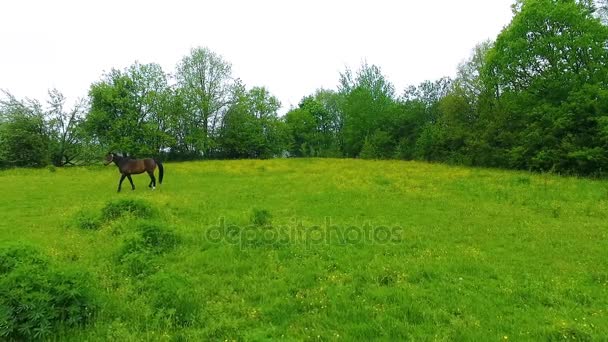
[175,47,234,156]
[146,271,200,327]
[479,0,608,174]
[5,1,608,175]
[101,199,155,221]
[284,90,343,157]
[116,222,180,277]
[0,92,49,167]
[85,62,173,157]
[338,63,398,157]
[46,89,89,166]
[72,209,102,230]
[250,208,272,227]
[0,244,97,340]
[218,85,288,159]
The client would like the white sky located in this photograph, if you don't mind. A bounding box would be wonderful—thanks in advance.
[0,0,514,112]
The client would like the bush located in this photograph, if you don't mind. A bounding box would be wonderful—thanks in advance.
[73,209,102,230]
[116,222,180,276]
[250,208,272,227]
[102,199,155,221]
[0,244,48,274]
[0,113,50,168]
[128,222,180,255]
[0,245,98,340]
[117,249,156,277]
[147,271,200,327]
[359,137,377,160]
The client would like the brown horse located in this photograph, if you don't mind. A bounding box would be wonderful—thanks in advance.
[104,153,164,192]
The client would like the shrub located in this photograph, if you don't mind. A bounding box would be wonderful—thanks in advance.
[0,245,98,340]
[116,222,180,276]
[0,244,48,274]
[359,137,377,160]
[117,249,156,277]
[250,208,272,227]
[101,199,155,221]
[147,271,200,327]
[73,209,102,230]
[120,222,180,255]
[0,113,50,168]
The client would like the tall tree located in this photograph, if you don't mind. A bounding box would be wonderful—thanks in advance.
[46,89,88,166]
[218,85,288,159]
[482,0,608,173]
[338,63,398,157]
[86,62,172,156]
[0,91,49,167]
[285,89,343,157]
[175,47,233,156]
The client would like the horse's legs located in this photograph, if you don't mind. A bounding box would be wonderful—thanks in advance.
[127,175,135,190]
[118,174,126,192]
[147,171,156,189]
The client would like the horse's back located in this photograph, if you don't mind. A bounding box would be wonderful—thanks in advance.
[122,158,156,174]
[143,158,157,170]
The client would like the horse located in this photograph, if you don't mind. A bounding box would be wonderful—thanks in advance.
[104,153,164,192]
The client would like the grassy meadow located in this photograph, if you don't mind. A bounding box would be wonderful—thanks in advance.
[0,158,607,340]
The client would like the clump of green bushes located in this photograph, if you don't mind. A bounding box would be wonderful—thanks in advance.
[72,199,156,231]
[250,208,272,227]
[0,244,98,340]
[147,271,200,327]
[116,222,180,276]
[102,199,155,220]
[73,209,103,230]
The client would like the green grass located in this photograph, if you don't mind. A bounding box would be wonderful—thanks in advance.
[0,159,607,340]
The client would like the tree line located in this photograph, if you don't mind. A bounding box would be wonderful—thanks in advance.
[1,0,608,176]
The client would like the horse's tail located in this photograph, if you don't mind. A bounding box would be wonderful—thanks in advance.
[155,159,164,184]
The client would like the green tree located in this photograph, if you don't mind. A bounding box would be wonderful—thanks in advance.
[398,78,453,161]
[482,0,608,174]
[0,91,49,167]
[338,63,398,157]
[284,107,317,157]
[46,89,88,166]
[285,89,343,157]
[175,47,233,156]
[85,62,172,156]
[218,85,288,159]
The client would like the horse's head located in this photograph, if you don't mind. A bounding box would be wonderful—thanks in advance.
[103,153,114,166]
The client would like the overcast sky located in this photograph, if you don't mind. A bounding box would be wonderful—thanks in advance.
[0,0,514,112]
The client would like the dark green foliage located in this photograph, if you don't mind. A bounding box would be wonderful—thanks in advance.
[73,210,102,230]
[135,222,180,254]
[117,222,180,276]
[473,0,608,175]
[359,137,377,160]
[4,4,608,175]
[118,222,179,257]
[0,244,48,274]
[146,272,200,327]
[218,85,289,159]
[250,208,272,227]
[85,63,174,156]
[101,199,155,221]
[0,113,49,168]
[0,245,97,340]
[284,90,343,157]
[376,0,608,176]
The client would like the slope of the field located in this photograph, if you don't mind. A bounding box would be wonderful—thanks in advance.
[0,159,607,340]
